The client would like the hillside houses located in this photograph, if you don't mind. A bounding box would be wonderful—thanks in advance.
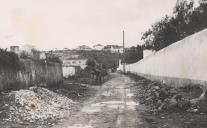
[9,44,123,78]
[62,58,87,69]
[10,45,47,60]
[10,44,36,55]
[62,57,88,78]
[103,45,123,53]
[75,44,124,52]
[93,44,104,50]
[52,49,88,78]
[10,46,20,55]
[75,45,93,51]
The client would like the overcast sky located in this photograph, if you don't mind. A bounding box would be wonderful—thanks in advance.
[0,0,177,50]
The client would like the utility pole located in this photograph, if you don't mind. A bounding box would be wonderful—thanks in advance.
[123,30,126,74]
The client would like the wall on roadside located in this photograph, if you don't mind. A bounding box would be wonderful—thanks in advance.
[143,49,155,58]
[0,59,63,90]
[118,29,207,87]
[63,66,75,78]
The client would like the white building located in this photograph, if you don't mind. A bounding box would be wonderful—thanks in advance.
[62,58,87,69]
[51,49,88,78]
[76,45,92,51]
[104,45,123,53]
[93,44,104,50]
[63,67,75,78]
[39,52,46,60]
[62,58,88,78]
[21,44,36,53]
[10,46,20,55]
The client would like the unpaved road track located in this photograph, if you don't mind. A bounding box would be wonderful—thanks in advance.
[52,73,142,128]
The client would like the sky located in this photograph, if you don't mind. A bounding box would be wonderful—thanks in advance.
[0,0,177,50]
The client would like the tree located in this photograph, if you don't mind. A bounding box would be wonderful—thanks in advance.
[142,15,179,51]
[196,0,207,30]
[124,45,143,64]
[173,0,194,38]
[80,50,120,70]
[0,48,22,71]
[141,0,198,51]
[141,29,154,49]
[19,51,29,59]
[86,58,96,70]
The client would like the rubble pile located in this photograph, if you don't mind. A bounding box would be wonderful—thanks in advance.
[6,87,74,123]
[133,78,207,113]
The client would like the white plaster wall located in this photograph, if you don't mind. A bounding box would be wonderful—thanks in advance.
[94,46,104,50]
[63,67,75,78]
[120,29,207,82]
[143,50,155,58]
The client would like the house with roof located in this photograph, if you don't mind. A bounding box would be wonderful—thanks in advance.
[62,57,88,78]
[104,45,123,53]
[93,44,104,50]
[21,44,36,54]
[51,49,88,78]
[10,46,20,55]
[62,58,87,69]
[76,45,93,51]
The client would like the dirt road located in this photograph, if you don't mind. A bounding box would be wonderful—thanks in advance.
[53,73,142,128]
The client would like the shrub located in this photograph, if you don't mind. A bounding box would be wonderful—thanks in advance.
[46,56,62,63]
[19,51,29,59]
[0,48,22,72]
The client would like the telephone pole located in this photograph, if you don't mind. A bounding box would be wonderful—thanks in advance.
[123,30,126,74]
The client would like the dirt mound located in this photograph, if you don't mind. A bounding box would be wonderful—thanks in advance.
[6,87,74,123]
[129,74,207,114]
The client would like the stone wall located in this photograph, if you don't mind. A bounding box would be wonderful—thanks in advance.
[0,59,63,91]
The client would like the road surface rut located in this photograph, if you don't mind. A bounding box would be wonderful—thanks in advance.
[52,73,141,128]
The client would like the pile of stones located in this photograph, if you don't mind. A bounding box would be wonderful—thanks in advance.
[6,87,74,124]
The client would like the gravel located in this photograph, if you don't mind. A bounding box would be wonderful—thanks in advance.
[128,73,207,114]
[6,87,75,124]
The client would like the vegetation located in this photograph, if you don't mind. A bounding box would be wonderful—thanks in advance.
[70,51,115,84]
[19,51,29,59]
[78,50,120,70]
[74,49,143,84]
[124,45,143,64]
[86,58,96,70]
[19,49,62,64]
[0,48,22,72]
[142,0,207,51]
[46,56,62,63]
